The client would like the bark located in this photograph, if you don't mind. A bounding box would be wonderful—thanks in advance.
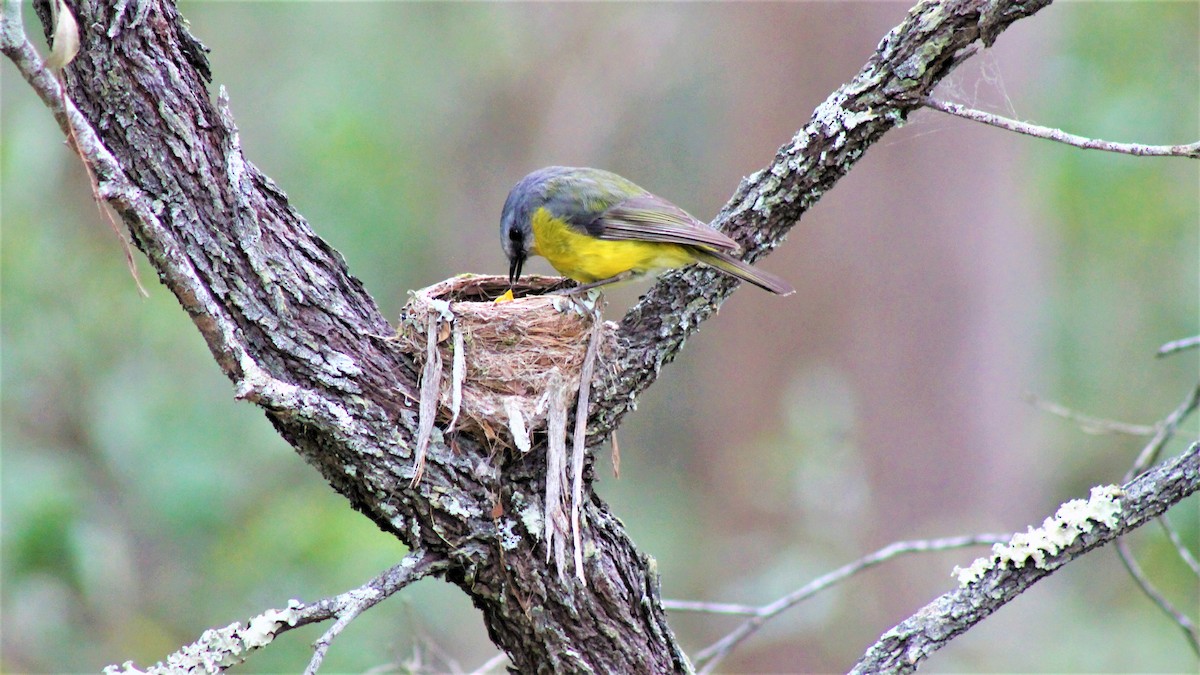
[15,0,1050,670]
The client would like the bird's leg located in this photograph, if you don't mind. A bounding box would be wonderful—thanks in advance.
[555,270,638,295]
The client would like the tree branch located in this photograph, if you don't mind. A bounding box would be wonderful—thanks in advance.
[684,534,1013,673]
[101,550,447,674]
[297,551,449,675]
[1159,335,1200,357]
[1125,382,1200,481]
[6,0,1056,670]
[1024,391,1157,437]
[1114,381,1200,656]
[922,97,1200,158]
[851,441,1200,675]
[1114,536,1199,657]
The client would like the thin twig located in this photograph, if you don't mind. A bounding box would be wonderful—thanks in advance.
[1125,382,1200,481]
[1114,537,1200,656]
[661,599,760,616]
[1112,382,1200,657]
[394,629,463,675]
[1159,335,1200,358]
[1158,516,1200,577]
[299,550,448,674]
[690,534,1011,672]
[1024,391,1156,437]
[923,97,1200,158]
[306,611,360,675]
[468,652,511,675]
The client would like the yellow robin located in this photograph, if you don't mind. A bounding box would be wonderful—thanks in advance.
[500,166,794,295]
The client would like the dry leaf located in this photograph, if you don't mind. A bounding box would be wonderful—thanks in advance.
[45,0,80,70]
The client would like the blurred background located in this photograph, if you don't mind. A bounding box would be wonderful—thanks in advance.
[3,2,1197,672]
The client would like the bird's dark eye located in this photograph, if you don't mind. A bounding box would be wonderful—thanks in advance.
[508,228,522,241]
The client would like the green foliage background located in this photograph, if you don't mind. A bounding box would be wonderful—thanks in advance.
[2,2,1196,672]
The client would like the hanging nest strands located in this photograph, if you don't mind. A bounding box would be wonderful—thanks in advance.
[394,274,615,581]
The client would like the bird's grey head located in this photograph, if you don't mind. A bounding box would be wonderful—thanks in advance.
[500,187,532,285]
[500,167,570,284]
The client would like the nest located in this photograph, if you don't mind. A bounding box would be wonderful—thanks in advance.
[395,274,616,582]
[394,274,614,452]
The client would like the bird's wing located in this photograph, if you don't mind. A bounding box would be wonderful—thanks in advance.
[593,194,741,253]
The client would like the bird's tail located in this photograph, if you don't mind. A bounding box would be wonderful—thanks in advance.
[692,250,795,296]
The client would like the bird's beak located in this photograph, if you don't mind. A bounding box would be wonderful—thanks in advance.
[508,253,525,285]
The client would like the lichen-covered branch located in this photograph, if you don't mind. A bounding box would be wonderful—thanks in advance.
[101,550,447,674]
[850,441,1200,675]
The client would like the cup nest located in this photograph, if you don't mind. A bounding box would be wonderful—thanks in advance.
[394,274,615,451]
[395,273,615,582]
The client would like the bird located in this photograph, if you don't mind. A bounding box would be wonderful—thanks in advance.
[500,166,794,295]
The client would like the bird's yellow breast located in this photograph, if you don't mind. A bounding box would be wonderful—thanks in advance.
[530,207,694,283]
